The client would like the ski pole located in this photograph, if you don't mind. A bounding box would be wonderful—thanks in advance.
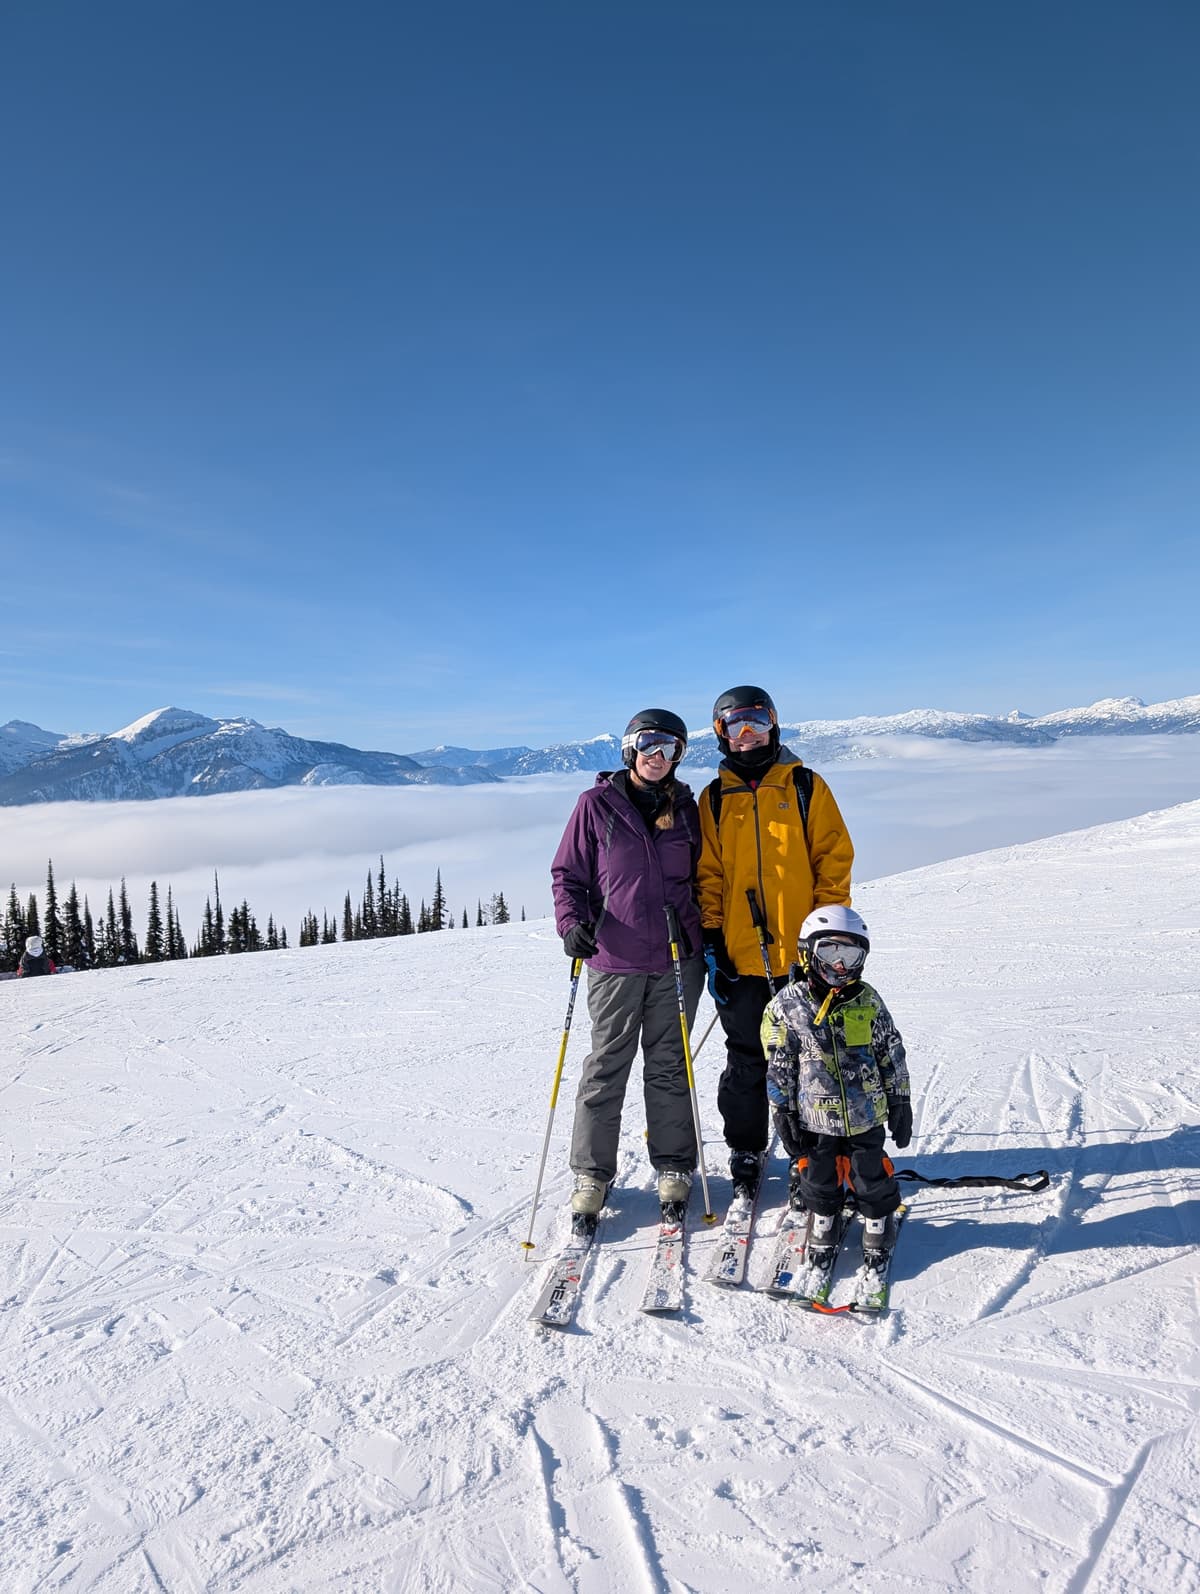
[521,957,584,1254]
[690,1009,719,1059]
[745,887,778,996]
[664,905,717,1226]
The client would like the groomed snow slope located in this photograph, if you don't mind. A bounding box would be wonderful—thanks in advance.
[2,803,1198,1593]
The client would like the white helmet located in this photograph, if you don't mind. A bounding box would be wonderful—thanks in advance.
[799,905,868,987]
[800,905,868,949]
[25,935,44,957]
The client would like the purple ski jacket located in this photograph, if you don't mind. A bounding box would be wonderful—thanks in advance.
[551,772,703,975]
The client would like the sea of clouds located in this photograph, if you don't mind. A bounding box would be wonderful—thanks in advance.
[3,734,1199,949]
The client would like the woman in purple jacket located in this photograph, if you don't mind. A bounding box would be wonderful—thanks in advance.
[550,708,705,1216]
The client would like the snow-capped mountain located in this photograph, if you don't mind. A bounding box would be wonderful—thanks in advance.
[0,708,501,805]
[407,743,535,770]
[3,693,1198,803]
[0,718,66,779]
[498,693,1200,773]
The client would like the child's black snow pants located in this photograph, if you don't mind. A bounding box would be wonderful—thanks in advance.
[796,1124,901,1219]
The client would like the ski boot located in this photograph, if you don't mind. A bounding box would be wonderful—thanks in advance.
[862,1215,890,1265]
[806,1210,839,1268]
[570,1174,609,1216]
[729,1149,763,1196]
[656,1168,693,1205]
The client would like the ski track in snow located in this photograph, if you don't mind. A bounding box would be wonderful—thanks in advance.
[2,802,1199,1591]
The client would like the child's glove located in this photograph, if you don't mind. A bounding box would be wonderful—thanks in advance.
[887,1099,913,1149]
[702,930,739,1007]
[775,1110,809,1159]
[563,922,598,960]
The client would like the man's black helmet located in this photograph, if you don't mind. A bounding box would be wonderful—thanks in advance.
[621,708,688,771]
[712,685,779,756]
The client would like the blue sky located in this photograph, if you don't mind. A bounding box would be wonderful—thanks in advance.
[2,1,1197,750]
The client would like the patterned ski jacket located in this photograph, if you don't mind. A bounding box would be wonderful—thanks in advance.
[762,976,910,1139]
[551,772,703,975]
[697,749,854,981]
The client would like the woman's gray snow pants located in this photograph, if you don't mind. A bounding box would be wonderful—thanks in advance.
[569,959,704,1184]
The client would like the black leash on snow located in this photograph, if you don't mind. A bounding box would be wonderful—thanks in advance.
[893,1167,1051,1193]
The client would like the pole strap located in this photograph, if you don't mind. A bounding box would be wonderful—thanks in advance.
[893,1167,1051,1192]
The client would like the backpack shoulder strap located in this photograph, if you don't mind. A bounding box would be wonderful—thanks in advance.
[792,765,813,836]
[706,776,723,830]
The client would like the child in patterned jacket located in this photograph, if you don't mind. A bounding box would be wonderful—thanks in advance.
[762,906,911,1263]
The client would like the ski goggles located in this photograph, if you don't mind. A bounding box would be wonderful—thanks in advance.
[628,730,684,760]
[811,937,866,972]
[719,706,774,737]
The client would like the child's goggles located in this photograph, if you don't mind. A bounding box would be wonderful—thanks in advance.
[811,937,866,972]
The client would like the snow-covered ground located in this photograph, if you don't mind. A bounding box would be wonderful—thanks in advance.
[2,803,1197,1592]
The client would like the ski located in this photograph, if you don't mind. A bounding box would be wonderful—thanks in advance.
[761,1205,814,1295]
[705,1163,765,1288]
[847,1203,907,1315]
[762,1204,854,1303]
[530,1212,599,1329]
[640,1201,688,1313]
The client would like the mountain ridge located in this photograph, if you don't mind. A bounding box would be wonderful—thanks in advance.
[2,692,1197,802]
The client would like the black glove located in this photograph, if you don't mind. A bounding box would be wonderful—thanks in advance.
[887,1099,913,1150]
[702,929,739,1006]
[563,922,598,960]
[775,1110,810,1160]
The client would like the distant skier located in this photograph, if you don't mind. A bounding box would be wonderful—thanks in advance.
[551,708,704,1216]
[761,906,911,1263]
[16,935,56,977]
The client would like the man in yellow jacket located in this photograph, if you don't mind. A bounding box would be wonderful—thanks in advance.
[698,685,854,1191]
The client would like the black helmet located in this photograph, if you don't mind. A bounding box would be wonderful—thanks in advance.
[621,708,688,771]
[712,685,779,756]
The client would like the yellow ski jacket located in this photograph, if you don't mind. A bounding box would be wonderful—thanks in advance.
[697,750,854,981]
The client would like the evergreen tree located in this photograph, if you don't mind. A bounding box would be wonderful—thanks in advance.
[198,897,215,957]
[144,882,165,963]
[321,912,336,945]
[2,885,25,972]
[397,892,413,935]
[26,895,41,939]
[362,870,377,938]
[521,906,526,922]
[43,861,63,961]
[266,914,279,952]
[103,889,119,967]
[490,891,510,926]
[227,903,245,954]
[417,900,430,932]
[164,887,184,960]
[83,899,96,968]
[212,872,226,954]
[342,891,354,942]
[279,925,289,949]
[118,879,138,963]
[429,869,446,932]
[476,899,485,927]
[462,907,469,928]
[377,857,391,935]
[62,883,85,968]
